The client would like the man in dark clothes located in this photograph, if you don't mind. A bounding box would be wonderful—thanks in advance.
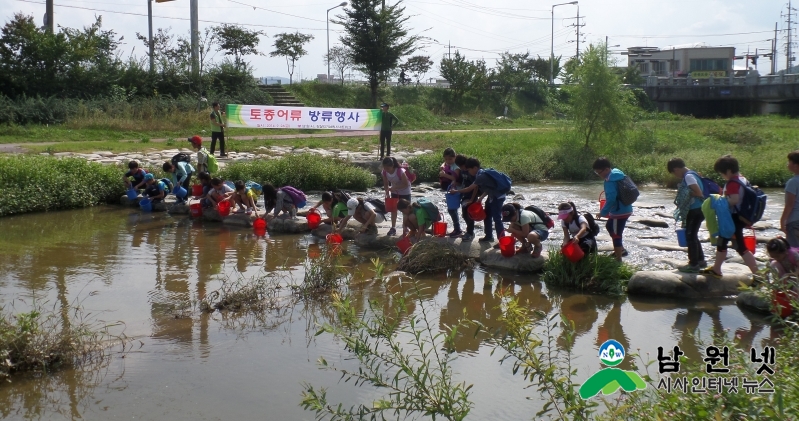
[210,102,227,157]
[379,103,399,160]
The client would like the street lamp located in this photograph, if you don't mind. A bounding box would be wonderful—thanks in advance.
[550,1,578,85]
[327,2,347,82]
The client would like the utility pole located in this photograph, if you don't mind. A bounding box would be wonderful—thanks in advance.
[774,22,779,74]
[45,0,54,32]
[785,0,796,73]
[190,0,199,77]
[148,0,155,73]
[575,6,580,57]
[448,41,451,59]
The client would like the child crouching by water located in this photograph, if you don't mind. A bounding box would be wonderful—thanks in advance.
[502,203,548,258]
[397,199,433,241]
[207,177,233,208]
[232,180,258,214]
[558,202,597,257]
[767,237,799,281]
[336,197,384,235]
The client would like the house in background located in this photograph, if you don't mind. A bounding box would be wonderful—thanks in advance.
[623,43,735,78]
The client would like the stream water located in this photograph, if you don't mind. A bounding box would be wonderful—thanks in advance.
[0,183,785,420]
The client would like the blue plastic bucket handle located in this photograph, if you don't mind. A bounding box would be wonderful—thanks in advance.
[446,192,461,210]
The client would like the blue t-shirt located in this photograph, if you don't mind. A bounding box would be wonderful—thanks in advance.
[786,175,799,223]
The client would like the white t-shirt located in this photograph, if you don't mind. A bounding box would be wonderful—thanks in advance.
[384,168,412,195]
[562,215,589,236]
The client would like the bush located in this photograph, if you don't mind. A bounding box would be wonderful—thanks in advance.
[218,154,375,191]
[407,153,442,182]
[542,247,634,295]
[0,156,125,217]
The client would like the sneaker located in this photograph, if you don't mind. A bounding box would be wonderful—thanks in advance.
[698,260,708,268]
[462,233,474,241]
[622,249,629,257]
[220,153,228,157]
[387,228,397,236]
[448,230,463,238]
[479,236,495,243]
[678,264,701,273]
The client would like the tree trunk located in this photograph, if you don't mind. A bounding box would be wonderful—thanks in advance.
[369,73,379,108]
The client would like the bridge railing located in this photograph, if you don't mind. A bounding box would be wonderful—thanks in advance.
[644,73,799,87]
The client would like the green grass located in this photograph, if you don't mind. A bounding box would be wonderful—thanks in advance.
[218,154,376,192]
[542,247,635,295]
[0,156,126,217]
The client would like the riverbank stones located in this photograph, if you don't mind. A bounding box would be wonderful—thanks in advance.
[736,291,771,314]
[479,249,547,273]
[627,263,752,299]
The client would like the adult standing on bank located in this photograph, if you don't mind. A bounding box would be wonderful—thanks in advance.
[379,103,399,160]
[210,102,227,157]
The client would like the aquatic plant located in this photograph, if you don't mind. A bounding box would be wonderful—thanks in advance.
[200,272,284,313]
[218,154,375,192]
[301,283,473,421]
[397,239,472,274]
[294,250,351,297]
[542,247,634,295]
[0,156,125,217]
[0,298,127,380]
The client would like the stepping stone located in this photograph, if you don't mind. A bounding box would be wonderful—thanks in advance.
[627,263,752,298]
[479,249,547,273]
[640,242,686,252]
[631,217,669,228]
[736,291,771,314]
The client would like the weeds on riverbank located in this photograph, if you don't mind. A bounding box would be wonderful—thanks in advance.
[0,156,125,217]
[293,250,351,297]
[301,283,473,421]
[542,248,634,295]
[0,299,126,380]
[397,239,472,274]
[218,154,375,192]
[200,272,285,313]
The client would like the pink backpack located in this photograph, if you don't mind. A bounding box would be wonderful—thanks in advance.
[383,164,416,184]
[280,186,307,208]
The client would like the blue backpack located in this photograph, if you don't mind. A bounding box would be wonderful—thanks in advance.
[732,179,767,226]
[482,169,512,196]
[685,170,721,199]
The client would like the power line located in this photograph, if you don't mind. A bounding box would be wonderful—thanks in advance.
[226,0,327,23]
[15,0,331,31]
[605,29,779,39]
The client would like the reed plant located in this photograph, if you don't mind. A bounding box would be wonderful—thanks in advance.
[542,247,634,295]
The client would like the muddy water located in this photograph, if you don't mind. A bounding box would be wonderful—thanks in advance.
[0,183,784,420]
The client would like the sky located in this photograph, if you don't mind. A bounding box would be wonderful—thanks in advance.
[1,0,794,81]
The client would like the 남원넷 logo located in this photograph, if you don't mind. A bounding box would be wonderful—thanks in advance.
[579,340,646,400]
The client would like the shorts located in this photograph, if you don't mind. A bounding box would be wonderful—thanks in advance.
[532,228,549,241]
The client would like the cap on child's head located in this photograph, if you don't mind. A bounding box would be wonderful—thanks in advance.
[347,198,359,216]
[501,204,516,222]
[380,103,389,108]
[144,174,155,181]
[188,135,202,147]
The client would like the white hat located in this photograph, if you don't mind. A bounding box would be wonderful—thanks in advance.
[347,198,359,216]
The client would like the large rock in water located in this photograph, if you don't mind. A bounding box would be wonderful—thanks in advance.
[479,249,547,273]
[627,263,752,298]
[268,215,309,233]
[736,291,771,314]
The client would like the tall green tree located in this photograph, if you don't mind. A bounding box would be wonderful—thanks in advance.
[401,55,433,85]
[270,32,314,85]
[493,52,534,109]
[212,24,264,70]
[335,0,420,107]
[567,44,633,148]
[439,51,476,104]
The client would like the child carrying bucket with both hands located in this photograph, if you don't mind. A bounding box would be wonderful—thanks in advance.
[382,157,412,236]
[440,148,463,238]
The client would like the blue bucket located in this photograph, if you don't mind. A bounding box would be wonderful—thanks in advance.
[139,198,153,212]
[126,188,138,200]
[676,228,688,247]
[173,186,187,199]
[446,192,461,210]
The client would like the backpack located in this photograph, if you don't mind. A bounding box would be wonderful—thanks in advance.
[366,198,387,215]
[204,148,219,173]
[401,162,417,184]
[583,213,601,238]
[245,181,262,195]
[524,205,555,229]
[281,186,307,208]
[732,179,767,226]
[685,170,720,199]
[616,175,640,206]
[482,169,512,196]
[417,198,441,223]
[171,152,192,167]
[159,178,174,193]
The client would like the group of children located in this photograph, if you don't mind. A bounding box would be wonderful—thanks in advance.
[123,137,799,285]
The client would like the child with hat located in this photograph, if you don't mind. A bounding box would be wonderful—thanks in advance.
[188,135,210,174]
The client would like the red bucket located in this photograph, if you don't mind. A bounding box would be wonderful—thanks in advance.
[562,241,585,263]
[433,221,447,237]
[192,184,204,197]
[326,233,343,245]
[773,291,795,318]
[218,200,231,216]
[743,229,756,254]
[385,197,399,213]
[307,209,322,229]
[599,191,606,213]
[467,202,486,221]
[253,218,267,230]
[190,203,203,218]
[396,236,412,255]
[499,236,516,257]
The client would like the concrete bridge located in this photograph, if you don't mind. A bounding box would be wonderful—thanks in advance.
[640,73,799,117]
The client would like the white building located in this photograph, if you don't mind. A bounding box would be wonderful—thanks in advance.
[624,44,735,78]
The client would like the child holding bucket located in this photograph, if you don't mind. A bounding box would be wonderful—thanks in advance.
[441,149,463,237]
[143,174,166,203]
[197,172,213,208]
[232,180,258,214]
[502,203,548,258]
[124,161,148,191]
[337,197,384,235]
[397,199,431,241]
[207,177,234,208]
[263,184,298,218]
[667,158,707,273]
[454,154,475,241]
[593,157,632,262]
[163,160,195,205]
[558,202,596,257]
[456,157,506,243]
[382,157,412,236]
[766,237,799,283]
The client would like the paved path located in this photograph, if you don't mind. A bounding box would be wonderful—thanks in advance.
[0,127,548,153]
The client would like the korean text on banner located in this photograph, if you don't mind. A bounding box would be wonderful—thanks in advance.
[226,105,382,130]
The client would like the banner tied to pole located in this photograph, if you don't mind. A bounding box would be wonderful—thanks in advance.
[226,105,382,130]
